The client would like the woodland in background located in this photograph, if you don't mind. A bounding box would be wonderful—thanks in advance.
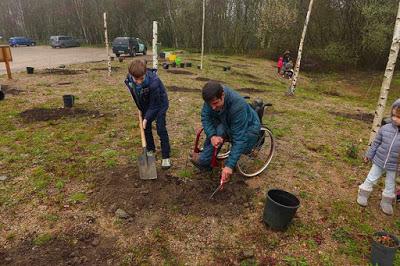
[0,0,398,70]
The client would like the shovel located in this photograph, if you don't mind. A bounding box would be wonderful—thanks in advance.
[137,110,157,180]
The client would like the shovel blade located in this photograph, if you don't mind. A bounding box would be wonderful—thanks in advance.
[138,152,157,180]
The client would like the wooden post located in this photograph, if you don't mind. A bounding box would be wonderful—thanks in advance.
[152,21,158,69]
[200,0,205,70]
[0,46,12,79]
[103,12,111,76]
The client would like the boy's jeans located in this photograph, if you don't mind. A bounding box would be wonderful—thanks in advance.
[359,163,396,198]
[144,112,170,159]
[198,124,259,169]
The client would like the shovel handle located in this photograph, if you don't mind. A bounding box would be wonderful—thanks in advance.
[138,110,147,148]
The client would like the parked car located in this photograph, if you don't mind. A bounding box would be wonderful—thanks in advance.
[50,36,80,48]
[8,37,36,47]
[112,37,147,57]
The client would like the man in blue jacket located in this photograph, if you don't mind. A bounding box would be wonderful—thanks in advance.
[125,59,171,169]
[191,82,261,184]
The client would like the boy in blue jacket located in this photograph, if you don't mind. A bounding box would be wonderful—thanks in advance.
[125,59,171,169]
[357,99,400,215]
[191,82,261,186]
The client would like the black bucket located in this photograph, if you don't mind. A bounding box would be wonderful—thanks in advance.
[263,189,300,230]
[26,67,34,74]
[0,90,4,101]
[162,63,169,69]
[371,231,399,266]
[63,95,75,108]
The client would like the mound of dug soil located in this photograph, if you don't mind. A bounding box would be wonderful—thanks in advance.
[92,165,254,219]
[20,108,101,122]
[329,111,373,123]
[167,86,199,93]
[0,85,24,95]
[195,77,224,83]
[0,224,117,265]
[166,69,193,75]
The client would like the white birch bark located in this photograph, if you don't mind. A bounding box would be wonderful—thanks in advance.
[369,1,400,144]
[200,0,205,70]
[152,21,158,69]
[287,0,314,95]
[103,12,111,76]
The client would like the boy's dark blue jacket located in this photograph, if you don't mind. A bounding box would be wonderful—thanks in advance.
[124,69,169,122]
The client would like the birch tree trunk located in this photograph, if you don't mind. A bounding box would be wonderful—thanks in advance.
[152,21,158,70]
[73,0,89,43]
[287,0,314,96]
[200,0,205,70]
[369,1,400,144]
[103,12,111,76]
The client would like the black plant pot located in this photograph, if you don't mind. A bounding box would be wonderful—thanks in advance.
[185,62,192,67]
[63,95,75,108]
[0,90,4,101]
[180,63,185,68]
[263,189,300,230]
[162,63,169,69]
[371,231,399,266]
[26,67,34,74]
[172,62,176,68]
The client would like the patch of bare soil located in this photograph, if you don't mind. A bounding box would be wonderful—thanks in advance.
[323,90,342,97]
[0,224,117,265]
[20,108,101,122]
[329,111,373,123]
[41,69,88,75]
[210,59,231,64]
[0,85,24,95]
[233,64,251,68]
[232,71,258,79]
[166,69,194,75]
[249,80,271,86]
[167,86,199,93]
[57,82,73,86]
[91,66,120,71]
[195,77,224,83]
[92,165,254,219]
[238,87,264,94]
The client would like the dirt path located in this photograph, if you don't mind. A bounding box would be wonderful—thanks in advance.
[0,46,152,75]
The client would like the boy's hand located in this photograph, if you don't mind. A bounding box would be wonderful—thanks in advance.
[363,157,370,163]
[142,119,147,129]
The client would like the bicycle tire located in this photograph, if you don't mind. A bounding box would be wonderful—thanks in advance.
[237,126,275,177]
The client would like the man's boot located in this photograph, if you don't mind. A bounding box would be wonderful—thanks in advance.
[357,188,372,207]
[380,195,395,215]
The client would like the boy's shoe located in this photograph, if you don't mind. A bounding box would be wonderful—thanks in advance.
[357,188,372,207]
[380,195,395,215]
[161,158,171,169]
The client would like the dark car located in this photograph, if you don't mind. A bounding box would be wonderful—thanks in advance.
[8,37,36,47]
[50,36,80,48]
[112,37,147,57]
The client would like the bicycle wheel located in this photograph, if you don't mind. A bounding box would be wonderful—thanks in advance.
[237,126,275,177]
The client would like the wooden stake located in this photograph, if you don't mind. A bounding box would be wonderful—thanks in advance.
[2,48,12,79]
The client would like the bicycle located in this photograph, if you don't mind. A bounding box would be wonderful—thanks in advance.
[193,97,275,177]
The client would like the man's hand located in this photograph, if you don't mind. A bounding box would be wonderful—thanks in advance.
[211,136,223,148]
[363,157,370,163]
[142,119,147,129]
[220,166,233,189]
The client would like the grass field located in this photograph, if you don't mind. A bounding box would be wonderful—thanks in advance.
[0,52,399,265]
